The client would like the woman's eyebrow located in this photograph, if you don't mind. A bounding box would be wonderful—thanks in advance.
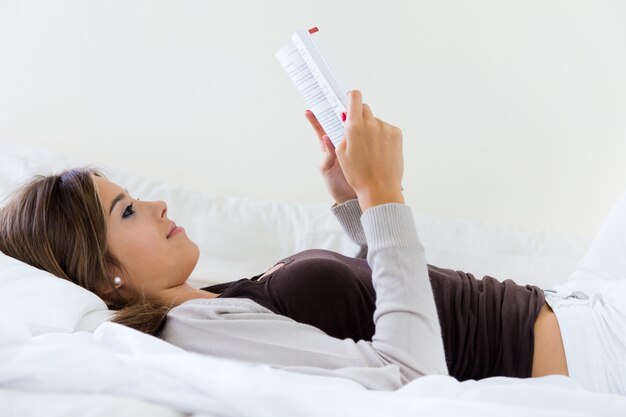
[109,189,129,216]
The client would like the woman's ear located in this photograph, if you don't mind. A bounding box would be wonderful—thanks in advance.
[98,276,122,297]
[97,275,129,307]
[98,265,126,298]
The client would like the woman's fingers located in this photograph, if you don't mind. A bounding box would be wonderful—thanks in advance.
[347,90,363,121]
[322,135,336,153]
[362,103,373,120]
[304,110,327,142]
[319,135,338,172]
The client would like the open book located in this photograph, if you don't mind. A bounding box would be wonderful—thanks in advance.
[276,27,349,147]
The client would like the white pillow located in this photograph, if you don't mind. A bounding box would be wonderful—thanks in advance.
[0,251,112,335]
[566,188,626,283]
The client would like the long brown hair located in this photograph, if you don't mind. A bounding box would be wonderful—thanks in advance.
[0,167,172,335]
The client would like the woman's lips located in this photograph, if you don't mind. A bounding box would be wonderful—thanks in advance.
[168,226,185,238]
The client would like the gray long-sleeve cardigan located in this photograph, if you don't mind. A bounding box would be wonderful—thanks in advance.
[160,201,448,391]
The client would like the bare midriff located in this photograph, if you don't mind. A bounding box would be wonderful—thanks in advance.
[531,303,569,377]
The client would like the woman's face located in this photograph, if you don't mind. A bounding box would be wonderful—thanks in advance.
[92,175,200,301]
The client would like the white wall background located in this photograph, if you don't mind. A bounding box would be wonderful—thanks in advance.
[0,0,625,242]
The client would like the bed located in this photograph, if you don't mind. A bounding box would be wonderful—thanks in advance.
[1,141,623,417]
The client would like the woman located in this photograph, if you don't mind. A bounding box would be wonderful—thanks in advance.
[0,91,567,391]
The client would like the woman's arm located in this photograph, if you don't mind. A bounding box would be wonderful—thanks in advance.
[162,202,448,390]
[329,90,446,378]
[162,91,447,390]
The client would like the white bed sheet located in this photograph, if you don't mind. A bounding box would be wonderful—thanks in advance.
[1,314,623,417]
[0,388,190,417]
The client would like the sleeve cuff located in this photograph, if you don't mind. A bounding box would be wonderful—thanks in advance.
[361,203,425,253]
[331,199,367,246]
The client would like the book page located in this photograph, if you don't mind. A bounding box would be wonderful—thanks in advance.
[276,41,345,147]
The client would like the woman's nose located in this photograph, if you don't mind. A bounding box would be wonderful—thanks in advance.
[159,201,167,218]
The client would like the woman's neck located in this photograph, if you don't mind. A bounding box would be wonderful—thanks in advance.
[161,283,218,306]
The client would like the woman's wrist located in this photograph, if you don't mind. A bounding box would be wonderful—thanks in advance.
[357,189,405,212]
[334,194,359,206]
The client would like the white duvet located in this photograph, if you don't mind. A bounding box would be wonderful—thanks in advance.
[1,314,624,417]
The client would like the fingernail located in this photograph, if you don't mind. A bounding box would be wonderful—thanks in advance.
[341,112,346,122]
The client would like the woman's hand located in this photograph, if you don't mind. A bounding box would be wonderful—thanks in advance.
[304,109,358,205]
[335,90,405,212]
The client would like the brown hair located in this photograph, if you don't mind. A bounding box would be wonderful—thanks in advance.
[0,167,172,335]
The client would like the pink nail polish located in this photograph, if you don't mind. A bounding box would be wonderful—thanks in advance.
[341,112,346,122]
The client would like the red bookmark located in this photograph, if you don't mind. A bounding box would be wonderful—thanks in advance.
[308,27,319,34]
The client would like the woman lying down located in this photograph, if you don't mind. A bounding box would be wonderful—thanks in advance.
[1,89,609,393]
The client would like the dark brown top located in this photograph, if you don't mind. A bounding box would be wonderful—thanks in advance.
[204,249,376,342]
[203,248,545,380]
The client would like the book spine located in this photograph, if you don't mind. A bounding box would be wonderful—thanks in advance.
[292,29,348,111]
[291,30,348,147]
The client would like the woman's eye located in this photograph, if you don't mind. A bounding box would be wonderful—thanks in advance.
[122,203,134,218]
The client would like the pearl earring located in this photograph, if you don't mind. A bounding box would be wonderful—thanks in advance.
[113,276,122,286]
